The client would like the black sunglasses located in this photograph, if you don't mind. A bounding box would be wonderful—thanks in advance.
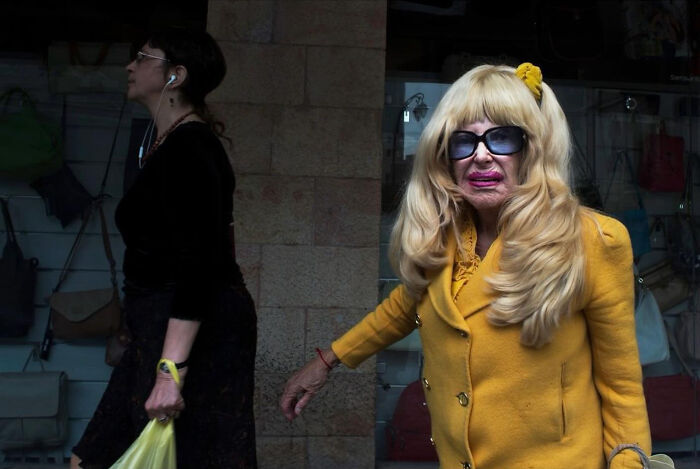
[448,126,525,160]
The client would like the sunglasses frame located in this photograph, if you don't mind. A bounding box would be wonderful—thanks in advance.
[448,126,525,160]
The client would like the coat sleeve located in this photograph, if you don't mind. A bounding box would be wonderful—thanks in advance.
[583,215,652,469]
[331,284,417,368]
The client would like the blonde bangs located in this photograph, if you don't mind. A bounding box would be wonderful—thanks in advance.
[444,66,539,134]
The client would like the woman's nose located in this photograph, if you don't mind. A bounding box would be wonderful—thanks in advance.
[471,142,493,162]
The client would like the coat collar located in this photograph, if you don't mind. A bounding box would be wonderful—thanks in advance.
[426,226,502,329]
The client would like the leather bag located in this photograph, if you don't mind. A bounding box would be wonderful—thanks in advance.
[0,88,63,181]
[675,311,700,360]
[50,286,121,339]
[638,260,689,313]
[633,278,670,365]
[644,372,700,440]
[385,380,438,462]
[643,321,700,441]
[638,125,685,193]
[41,202,125,359]
[0,351,68,450]
[0,198,39,337]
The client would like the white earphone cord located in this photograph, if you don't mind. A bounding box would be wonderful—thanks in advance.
[138,75,176,168]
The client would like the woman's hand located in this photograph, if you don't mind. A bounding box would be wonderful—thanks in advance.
[145,369,187,422]
[279,349,337,421]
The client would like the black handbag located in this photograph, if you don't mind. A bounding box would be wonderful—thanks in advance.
[0,198,39,337]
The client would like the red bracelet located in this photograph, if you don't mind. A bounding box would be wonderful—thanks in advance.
[315,347,333,370]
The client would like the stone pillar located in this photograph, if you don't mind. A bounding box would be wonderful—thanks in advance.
[207,1,387,468]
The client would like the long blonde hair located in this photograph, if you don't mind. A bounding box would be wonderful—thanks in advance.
[389,64,588,347]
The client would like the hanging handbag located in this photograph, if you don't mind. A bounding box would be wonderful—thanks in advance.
[633,271,670,365]
[638,259,689,312]
[638,123,685,193]
[0,349,68,450]
[675,311,700,360]
[40,202,123,358]
[643,321,700,441]
[607,443,674,468]
[604,150,651,259]
[40,100,130,363]
[385,379,438,462]
[0,198,39,337]
[0,88,63,181]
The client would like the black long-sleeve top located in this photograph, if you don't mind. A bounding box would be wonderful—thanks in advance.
[115,121,243,321]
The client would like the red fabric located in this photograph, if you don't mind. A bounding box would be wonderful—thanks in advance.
[385,380,438,461]
[638,132,685,192]
[644,374,700,440]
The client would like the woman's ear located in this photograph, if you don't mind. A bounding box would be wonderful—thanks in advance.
[169,65,188,88]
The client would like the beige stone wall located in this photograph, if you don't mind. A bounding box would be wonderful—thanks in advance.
[207,1,387,468]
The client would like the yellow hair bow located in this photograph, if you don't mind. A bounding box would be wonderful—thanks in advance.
[515,62,543,101]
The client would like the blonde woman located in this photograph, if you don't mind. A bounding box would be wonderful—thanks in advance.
[280,63,651,469]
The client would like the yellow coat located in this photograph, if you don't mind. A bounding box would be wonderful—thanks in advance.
[332,213,651,469]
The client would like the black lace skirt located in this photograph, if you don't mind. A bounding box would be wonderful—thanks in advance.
[73,284,257,469]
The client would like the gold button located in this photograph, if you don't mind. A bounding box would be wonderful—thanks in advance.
[456,392,469,407]
[415,313,422,327]
[422,377,430,390]
[430,436,435,447]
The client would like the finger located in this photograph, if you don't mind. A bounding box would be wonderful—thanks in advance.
[280,389,301,421]
[281,399,298,421]
[294,391,315,416]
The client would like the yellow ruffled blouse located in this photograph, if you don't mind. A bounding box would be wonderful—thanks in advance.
[451,220,481,301]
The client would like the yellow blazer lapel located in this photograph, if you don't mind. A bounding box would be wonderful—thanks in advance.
[426,230,501,327]
[426,230,466,330]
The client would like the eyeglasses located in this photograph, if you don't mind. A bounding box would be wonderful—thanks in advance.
[134,51,170,64]
[448,126,525,160]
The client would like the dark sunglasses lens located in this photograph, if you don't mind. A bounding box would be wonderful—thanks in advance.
[449,133,476,160]
[485,127,523,155]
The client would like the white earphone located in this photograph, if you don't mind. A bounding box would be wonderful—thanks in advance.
[167,74,176,85]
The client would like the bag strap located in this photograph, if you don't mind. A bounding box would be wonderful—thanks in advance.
[21,347,45,372]
[53,203,94,293]
[97,202,117,288]
[0,197,17,246]
[608,444,650,469]
[603,150,645,211]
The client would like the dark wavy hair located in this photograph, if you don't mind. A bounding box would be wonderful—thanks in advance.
[148,27,229,142]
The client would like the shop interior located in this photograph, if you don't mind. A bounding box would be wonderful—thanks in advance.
[376,0,700,466]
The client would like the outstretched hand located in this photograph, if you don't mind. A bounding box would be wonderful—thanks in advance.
[279,349,336,421]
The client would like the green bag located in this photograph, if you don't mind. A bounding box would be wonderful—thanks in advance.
[0,88,63,181]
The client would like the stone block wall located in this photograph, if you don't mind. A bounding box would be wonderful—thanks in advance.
[206,1,387,467]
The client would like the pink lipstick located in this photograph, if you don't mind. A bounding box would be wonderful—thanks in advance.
[468,171,503,187]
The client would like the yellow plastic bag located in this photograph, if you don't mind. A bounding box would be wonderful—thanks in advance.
[109,359,181,469]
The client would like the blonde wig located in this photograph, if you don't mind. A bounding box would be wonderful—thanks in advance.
[389,64,590,347]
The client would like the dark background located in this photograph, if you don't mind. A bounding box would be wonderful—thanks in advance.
[1,0,699,86]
